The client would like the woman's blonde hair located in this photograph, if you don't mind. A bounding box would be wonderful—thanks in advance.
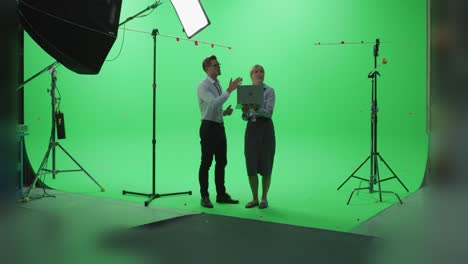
[250,64,265,76]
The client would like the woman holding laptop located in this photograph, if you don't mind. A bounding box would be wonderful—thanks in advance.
[241,64,276,209]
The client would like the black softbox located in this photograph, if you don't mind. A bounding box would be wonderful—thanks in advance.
[18,0,122,74]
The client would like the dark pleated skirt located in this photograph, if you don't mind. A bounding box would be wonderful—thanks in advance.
[244,117,276,176]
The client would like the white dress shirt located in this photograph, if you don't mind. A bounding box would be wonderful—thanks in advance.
[197,75,230,123]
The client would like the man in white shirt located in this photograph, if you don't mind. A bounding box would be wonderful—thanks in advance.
[197,55,242,208]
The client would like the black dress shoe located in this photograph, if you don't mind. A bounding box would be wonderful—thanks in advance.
[201,197,214,208]
[216,194,239,204]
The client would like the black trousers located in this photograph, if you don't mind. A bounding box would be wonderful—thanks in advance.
[198,120,227,198]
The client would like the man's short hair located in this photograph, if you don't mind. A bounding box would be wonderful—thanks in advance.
[202,55,217,72]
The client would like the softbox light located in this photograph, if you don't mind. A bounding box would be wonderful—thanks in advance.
[18,0,122,74]
[170,0,210,39]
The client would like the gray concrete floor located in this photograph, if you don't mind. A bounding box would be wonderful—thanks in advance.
[352,186,468,264]
[1,188,196,264]
[5,186,466,264]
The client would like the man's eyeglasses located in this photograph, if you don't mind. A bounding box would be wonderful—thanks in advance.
[211,63,221,67]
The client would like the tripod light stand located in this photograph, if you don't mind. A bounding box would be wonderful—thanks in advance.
[121,0,211,206]
[337,39,409,205]
[19,2,164,201]
[22,67,104,202]
[122,29,192,207]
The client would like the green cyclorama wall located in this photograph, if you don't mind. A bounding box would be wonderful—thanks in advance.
[24,0,427,231]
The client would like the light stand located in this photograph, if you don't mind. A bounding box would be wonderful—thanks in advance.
[118,1,162,26]
[17,61,59,91]
[22,67,104,202]
[337,39,409,205]
[19,2,165,202]
[122,29,192,207]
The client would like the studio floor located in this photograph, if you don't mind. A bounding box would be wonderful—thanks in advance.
[3,186,453,264]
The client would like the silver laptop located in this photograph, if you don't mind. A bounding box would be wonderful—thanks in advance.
[236,85,263,109]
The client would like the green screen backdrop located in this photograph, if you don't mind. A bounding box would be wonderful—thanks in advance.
[24,0,428,231]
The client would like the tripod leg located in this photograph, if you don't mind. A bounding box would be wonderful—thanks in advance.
[347,191,355,205]
[52,142,56,179]
[144,194,160,207]
[356,181,363,196]
[376,159,383,202]
[378,153,409,192]
[393,192,403,204]
[337,156,370,190]
[23,142,55,202]
[378,191,403,204]
[56,143,105,192]
[347,187,369,205]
